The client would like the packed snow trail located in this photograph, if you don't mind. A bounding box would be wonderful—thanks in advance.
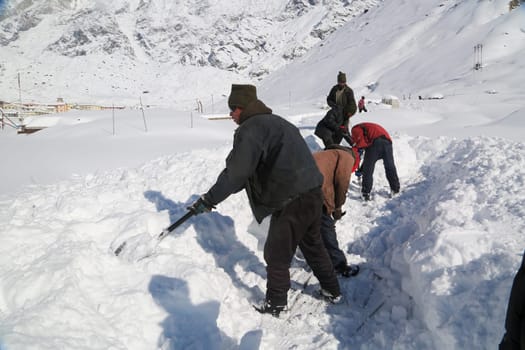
[1,134,524,349]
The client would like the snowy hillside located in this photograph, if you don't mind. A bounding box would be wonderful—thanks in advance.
[1,0,525,349]
[0,0,380,106]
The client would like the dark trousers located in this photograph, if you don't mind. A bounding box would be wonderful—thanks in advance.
[264,188,340,306]
[361,137,400,195]
[320,211,347,269]
[500,251,525,349]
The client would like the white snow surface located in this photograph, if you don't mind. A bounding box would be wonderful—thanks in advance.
[1,1,525,349]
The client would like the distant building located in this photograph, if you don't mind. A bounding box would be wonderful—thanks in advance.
[381,95,400,108]
[73,104,104,111]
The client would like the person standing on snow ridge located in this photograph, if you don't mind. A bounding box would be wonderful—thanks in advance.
[499,249,525,350]
[315,71,357,148]
[188,84,341,318]
[358,96,368,113]
[350,122,400,201]
[313,144,361,277]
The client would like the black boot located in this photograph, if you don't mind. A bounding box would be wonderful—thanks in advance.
[254,300,287,318]
[320,288,343,304]
[336,263,360,277]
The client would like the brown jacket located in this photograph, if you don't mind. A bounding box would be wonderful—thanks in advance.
[313,149,356,215]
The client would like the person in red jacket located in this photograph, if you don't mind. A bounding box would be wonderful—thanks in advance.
[358,96,368,113]
[350,122,400,201]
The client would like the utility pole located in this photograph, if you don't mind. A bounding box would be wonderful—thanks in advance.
[474,44,483,70]
[112,103,115,136]
[17,72,23,124]
[18,73,22,103]
[139,96,148,132]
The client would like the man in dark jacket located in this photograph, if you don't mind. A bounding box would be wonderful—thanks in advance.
[189,84,341,317]
[314,71,357,148]
[351,122,400,201]
[500,250,525,350]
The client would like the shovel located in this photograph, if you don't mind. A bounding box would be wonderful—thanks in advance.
[112,210,195,260]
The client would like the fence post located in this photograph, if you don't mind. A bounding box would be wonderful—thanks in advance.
[140,96,148,132]
[112,103,115,136]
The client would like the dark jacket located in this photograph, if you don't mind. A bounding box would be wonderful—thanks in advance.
[351,122,393,149]
[500,250,525,350]
[327,84,357,118]
[316,105,346,132]
[205,100,323,223]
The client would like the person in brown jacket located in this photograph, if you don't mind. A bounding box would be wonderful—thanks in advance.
[313,144,360,277]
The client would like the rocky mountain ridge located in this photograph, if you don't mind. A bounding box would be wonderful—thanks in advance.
[1,0,380,78]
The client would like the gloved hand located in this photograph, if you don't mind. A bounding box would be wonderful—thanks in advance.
[355,165,363,177]
[333,208,346,221]
[188,195,215,214]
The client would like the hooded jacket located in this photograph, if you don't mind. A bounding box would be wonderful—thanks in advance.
[205,100,323,223]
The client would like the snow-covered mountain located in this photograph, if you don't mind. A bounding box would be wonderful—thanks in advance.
[1,1,525,349]
[0,0,380,106]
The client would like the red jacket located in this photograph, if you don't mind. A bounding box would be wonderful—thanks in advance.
[351,122,392,149]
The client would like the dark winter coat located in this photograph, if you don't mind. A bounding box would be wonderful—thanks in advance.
[205,100,323,223]
[314,105,352,148]
[326,84,357,118]
[351,122,393,149]
[500,250,525,350]
[316,105,346,133]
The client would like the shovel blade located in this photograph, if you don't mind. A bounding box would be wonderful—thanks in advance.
[110,232,160,262]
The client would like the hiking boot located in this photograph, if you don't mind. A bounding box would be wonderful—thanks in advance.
[254,300,287,318]
[320,288,343,304]
[362,193,370,201]
[390,189,399,198]
[336,264,360,278]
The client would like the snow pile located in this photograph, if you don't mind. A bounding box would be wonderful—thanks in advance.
[1,116,524,348]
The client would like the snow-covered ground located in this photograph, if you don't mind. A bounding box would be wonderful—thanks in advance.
[1,0,525,349]
[1,105,524,349]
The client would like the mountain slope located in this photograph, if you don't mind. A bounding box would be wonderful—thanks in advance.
[0,0,380,106]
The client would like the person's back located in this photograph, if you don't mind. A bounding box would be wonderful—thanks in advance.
[351,122,392,149]
[313,148,355,214]
[234,111,324,222]
[312,145,361,277]
[350,122,399,200]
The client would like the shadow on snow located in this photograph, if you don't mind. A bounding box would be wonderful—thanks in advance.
[144,190,266,303]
